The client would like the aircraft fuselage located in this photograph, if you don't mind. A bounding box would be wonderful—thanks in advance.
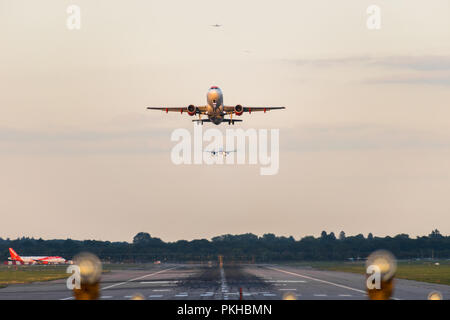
[206,86,225,125]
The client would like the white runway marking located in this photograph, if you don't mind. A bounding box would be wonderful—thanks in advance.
[314,294,327,297]
[220,267,229,300]
[149,294,163,298]
[102,267,178,290]
[175,293,188,297]
[140,281,178,284]
[201,293,214,297]
[60,266,177,300]
[338,294,353,297]
[268,266,366,294]
[153,289,172,292]
[263,293,277,297]
[265,280,306,283]
[279,288,297,291]
[101,295,113,299]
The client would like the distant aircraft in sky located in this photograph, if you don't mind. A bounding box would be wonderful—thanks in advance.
[210,24,222,27]
[204,148,237,157]
[8,248,67,265]
[147,86,285,125]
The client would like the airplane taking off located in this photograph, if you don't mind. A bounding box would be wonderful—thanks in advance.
[147,86,285,125]
[8,248,67,265]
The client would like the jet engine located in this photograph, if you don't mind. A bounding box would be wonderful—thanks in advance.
[234,105,244,116]
[187,105,197,116]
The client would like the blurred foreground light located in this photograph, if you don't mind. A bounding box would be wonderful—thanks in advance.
[282,292,297,300]
[366,250,397,282]
[427,291,443,300]
[131,293,145,300]
[73,252,102,300]
[365,250,397,300]
[74,252,102,284]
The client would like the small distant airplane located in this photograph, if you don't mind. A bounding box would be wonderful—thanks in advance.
[147,86,285,125]
[204,149,237,157]
[210,24,222,27]
[8,248,67,265]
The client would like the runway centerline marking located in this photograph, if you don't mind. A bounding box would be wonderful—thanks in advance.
[220,267,229,300]
[267,266,366,294]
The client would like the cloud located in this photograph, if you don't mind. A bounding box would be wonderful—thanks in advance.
[282,124,450,152]
[286,55,450,86]
[362,74,450,86]
[288,55,450,71]
[0,126,170,155]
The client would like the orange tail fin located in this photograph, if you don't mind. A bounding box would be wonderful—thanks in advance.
[9,248,23,262]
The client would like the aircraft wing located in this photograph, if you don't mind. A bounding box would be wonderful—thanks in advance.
[223,106,285,113]
[147,106,208,113]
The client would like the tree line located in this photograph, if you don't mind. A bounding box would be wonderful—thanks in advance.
[0,230,448,262]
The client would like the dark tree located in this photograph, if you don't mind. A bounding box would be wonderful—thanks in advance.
[133,232,152,244]
[0,230,448,262]
[429,229,443,238]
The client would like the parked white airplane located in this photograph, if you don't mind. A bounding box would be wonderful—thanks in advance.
[8,248,67,264]
[147,86,285,125]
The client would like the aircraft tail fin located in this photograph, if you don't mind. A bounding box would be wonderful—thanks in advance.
[9,248,23,262]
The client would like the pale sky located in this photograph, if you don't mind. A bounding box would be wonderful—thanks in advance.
[1,1,450,242]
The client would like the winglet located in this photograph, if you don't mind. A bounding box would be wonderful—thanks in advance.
[9,248,23,262]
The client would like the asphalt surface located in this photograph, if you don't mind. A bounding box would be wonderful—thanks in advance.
[0,264,449,300]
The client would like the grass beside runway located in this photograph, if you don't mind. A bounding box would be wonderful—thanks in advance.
[285,260,450,286]
[0,265,69,286]
[0,262,166,287]
[0,264,117,287]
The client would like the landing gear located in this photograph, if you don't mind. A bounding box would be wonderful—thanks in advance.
[228,112,235,125]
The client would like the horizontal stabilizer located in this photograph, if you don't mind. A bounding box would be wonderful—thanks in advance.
[223,119,242,125]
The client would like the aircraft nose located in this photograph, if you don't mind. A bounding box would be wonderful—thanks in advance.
[209,91,219,100]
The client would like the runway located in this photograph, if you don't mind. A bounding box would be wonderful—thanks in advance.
[0,264,448,300]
